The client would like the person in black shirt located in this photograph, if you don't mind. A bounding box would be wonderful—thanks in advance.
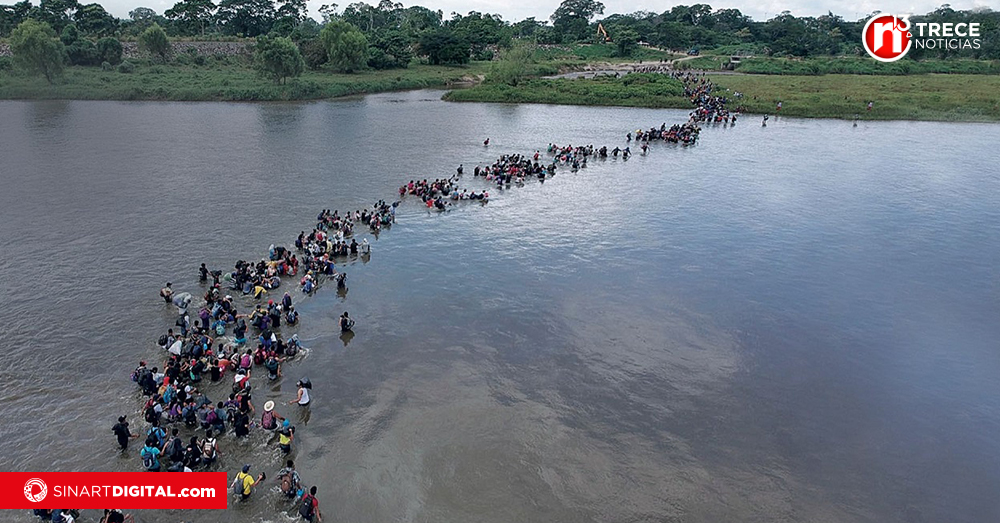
[111,416,137,450]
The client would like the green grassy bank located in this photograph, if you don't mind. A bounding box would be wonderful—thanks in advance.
[443,73,690,108]
[445,72,1000,122]
[0,60,490,101]
[710,74,1000,121]
[676,55,1000,75]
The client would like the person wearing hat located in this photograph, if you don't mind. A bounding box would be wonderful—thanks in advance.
[261,401,284,430]
[278,419,295,454]
[231,464,265,500]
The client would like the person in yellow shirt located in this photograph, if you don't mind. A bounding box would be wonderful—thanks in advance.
[278,419,295,454]
[231,464,265,500]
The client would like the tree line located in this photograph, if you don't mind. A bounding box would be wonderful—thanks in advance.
[2,0,998,84]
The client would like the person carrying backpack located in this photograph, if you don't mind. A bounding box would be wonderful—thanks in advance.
[298,486,323,522]
[230,464,264,500]
[146,420,166,448]
[276,459,300,498]
[165,428,185,463]
[201,430,220,466]
[140,438,161,472]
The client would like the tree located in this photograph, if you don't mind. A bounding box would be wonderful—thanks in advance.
[320,20,368,72]
[96,36,123,64]
[298,36,327,68]
[550,0,603,41]
[31,0,80,33]
[254,35,304,82]
[488,40,533,86]
[1,1,33,38]
[418,26,468,64]
[75,3,117,36]
[164,0,215,36]
[139,23,170,61]
[61,23,100,65]
[367,29,413,69]
[128,7,159,28]
[10,19,65,83]
[276,0,307,23]
[215,0,276,36]
[613,27,639,56]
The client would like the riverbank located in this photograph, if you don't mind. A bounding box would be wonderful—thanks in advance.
[443,73,690,108]
[445,73,1000,122]
[0,60,490,101]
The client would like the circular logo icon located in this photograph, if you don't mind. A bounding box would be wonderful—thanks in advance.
[863,14,912,62]
[24,478,47,503]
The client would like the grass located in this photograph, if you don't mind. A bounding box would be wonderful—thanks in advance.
[0,59,491,101]
[708,74,1000,121]
[533,43,678,65]
[675,53,1000,75]
[735,56,1000,75]
[444,73,690,108]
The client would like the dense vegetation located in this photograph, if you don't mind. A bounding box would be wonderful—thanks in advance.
[1,0,999,116]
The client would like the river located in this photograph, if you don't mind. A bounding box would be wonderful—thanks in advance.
[1,91,999,523]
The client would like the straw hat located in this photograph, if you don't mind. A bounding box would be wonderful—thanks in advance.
[264,401,275,412]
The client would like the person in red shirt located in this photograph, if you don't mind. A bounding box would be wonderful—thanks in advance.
[299,486,323,522]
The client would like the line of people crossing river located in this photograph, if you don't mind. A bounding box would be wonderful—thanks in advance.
[33,74,738,523]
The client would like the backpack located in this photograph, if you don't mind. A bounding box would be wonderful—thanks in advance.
[202,438,216,458]
[144,406,157,424]
[158,334,168,347]
[216,324,226,336]
[141,448,157,470]
[261,411,276,430]
[205,409,218,425]
[231,472,246,495]
[299,494,315,518]
[285,343,298,358]
[168,438,185,462]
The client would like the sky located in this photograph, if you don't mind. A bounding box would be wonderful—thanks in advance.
[102,0,997,25]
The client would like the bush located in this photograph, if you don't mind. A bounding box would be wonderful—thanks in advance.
[118,60,136,73]
[101,60,113,71]
[194,54,206,66]
[139,23,169,61]
[299,37,327,70]
[96,37,123,65]
[0,56,13,71]
[66,38,100,66]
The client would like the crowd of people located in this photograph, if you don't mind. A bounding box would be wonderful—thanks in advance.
[30,94,738,522]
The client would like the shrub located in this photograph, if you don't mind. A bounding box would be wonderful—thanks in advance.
[66,39,100,66]
[299,37,327,70]
[0,56,13,71]
[101,60,113,71]
[118,60,136,73]
[96,37,123,65]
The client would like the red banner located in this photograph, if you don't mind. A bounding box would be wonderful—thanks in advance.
[0,472,228,509]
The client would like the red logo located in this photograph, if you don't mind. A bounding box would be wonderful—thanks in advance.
[0,472,228,509]
[863,14,912,62]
